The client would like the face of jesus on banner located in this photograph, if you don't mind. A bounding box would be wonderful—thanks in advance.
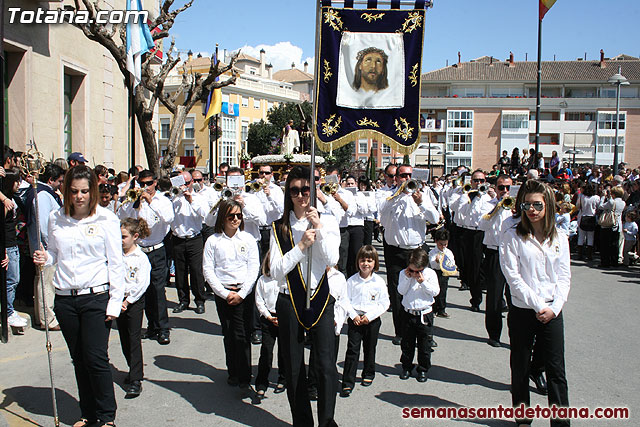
[353,47,389,92]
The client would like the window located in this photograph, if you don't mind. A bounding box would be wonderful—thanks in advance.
[447,111,473,129]
[447,132,473,152]
[254,99,260,109]
[491,87,524,98]
[222,93,230,103]
[451,87,483,98]
[371,141,378,149]
[598,112,625,130]
[220,116,237,166]
[358,139,368,154]
[382,156,391,166]
[241,96,248,107]
[597,136,624,153]
[160,119,170,139]
[566,87,597,98]
[184,117,195,139]
[63,74,72,155]
[621,86,638,98]
[381,143,391,154]
[241,120,249,142]
[600,88,616,98]
[184,146,194,157]
[502,113,529,129]
[446,157,472,171]
[565,112,594,121]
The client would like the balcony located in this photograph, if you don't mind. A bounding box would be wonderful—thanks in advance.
[528,120,596,134]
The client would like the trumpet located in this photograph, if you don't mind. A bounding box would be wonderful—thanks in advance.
[245,180,268,193]
[221,187,235,200]
[126,188,143,202]
[454,176,464,187]
[478,183,489,194]
[462,183,473,193]
[213,178,226,192]
[500,196,515,209]
[405,179,423,195]
[170,186,183,198]
[321,182,339,195]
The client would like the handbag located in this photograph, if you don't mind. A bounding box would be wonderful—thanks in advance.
[598,203,616,228]
[579,215,596,231]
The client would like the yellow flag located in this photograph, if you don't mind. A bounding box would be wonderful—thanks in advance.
[539,0,557,19]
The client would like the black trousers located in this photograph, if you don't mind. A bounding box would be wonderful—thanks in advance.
[384,244,413,338]
[508,307,570,426]
[144,247,170,333]
[54,292,116,423]
[483,247,507,341]
[341,317,381,389]
[276,293,337,427]
[461,228,485,306]
[214,295,252,385]
[448,218,465,286]
[308,334,340,391]
[363,220,374,246]
[339,225,365,278]
[599,228,619,267]
[116,297,144,382]
[400,310,434,373]
[255,315,285,390]
[172,234,206,306]
[433,270,449,314]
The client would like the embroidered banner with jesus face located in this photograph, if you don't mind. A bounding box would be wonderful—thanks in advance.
[314,7,426,154]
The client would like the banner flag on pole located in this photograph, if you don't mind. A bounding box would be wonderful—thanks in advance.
[539,0,557,20]
[201,52,222,131]
[313,2,428,154]
[125,0,155,91]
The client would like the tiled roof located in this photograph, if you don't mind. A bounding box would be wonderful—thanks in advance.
[236,53,260,63]
[422,58,640,83]
[273,68,314,83]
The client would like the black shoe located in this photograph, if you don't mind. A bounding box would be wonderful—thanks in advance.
[487,339,501,348]
[143,329,159,340]
[308,388,318,401]
[256,388,266,398]
[157,332,170,345]
[530,372,548,395]
[435,311,450,318]
[195,304,205,314]
[399,369,412,380]
[227,376,239,387]
[172,303,189,313]
[430,339,438,348]
[392,336,402,346]
[340,387,352,398]
[470,305,480,312]
[125,380,142,399]
[274,382,286,393]
[251,330,263,345]
[459,283,470,291]
[416,371,428,383]
[361,378,373,387]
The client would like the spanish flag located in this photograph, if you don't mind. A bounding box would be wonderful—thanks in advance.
[539,0,557,20]
[201,52,222,131]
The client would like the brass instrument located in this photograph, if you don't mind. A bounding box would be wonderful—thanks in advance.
[321,182,339,195]
[192,182,202,193]
[501,196,515,210]
[478,183,489,194]
[126,188,144,202]
[454,176,464,187]
[245,179,268,193]
[462,183,472,193]
[405,179,423,195]
[169,187,183,198]
[213,177,226,191]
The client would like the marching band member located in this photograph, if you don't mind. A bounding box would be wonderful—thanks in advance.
[203,199,260,391]
[315,169,345,223]
[171,171,209,315]
[118,170,174,345]
[269,166,340,427]
[478,174,514,347]
[33,165,125,427]
[429,228,456,319]
[500,180,571,426]
[358,176,378,245]
[341,175,369,278]
[378,164,439,346]
[446,173,468,293]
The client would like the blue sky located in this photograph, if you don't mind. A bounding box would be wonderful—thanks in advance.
[168,0,640,73]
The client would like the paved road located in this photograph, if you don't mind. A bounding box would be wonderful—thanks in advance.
[1,242,638,426]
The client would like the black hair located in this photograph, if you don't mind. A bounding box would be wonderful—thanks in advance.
[433,228,450,242]
[279,166,311,236]
[138,169,155,180]
[226,167,244,176]
[41,163,65,184]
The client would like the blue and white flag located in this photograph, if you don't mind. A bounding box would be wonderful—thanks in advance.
[126,0,155,91]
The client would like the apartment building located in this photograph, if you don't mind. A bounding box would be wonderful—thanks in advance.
[418,53,640,175]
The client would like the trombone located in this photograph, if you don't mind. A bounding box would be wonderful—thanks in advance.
[386,179,423,200]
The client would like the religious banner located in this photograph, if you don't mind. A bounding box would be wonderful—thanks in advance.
[314,2,428,154]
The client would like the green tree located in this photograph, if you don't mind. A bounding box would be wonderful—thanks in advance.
[247,119,279,156]
[316,143,353,172]
[246,101,313,157]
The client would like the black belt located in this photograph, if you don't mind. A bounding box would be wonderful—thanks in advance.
[173,232,201,240]
[260,226,271,231]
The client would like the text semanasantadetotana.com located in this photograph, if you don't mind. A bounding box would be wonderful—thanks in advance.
[402,404,630,420]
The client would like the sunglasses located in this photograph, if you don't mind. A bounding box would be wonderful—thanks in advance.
[290,186,311,197]
[521,201,544,212]
[314,176,321,182]
[193,178,203,183]
[138,180,154,187]
[258,170,272,175]
[407,267,424,274]
[184,180,192,185]
[497,185,511,191]
[226,213,242,220]
[386,173,396,178]
[397,173,412,179]
[472,178,486,183]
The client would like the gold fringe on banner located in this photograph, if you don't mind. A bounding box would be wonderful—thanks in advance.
[314,128,422,156]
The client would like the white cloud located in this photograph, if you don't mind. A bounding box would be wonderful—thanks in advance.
[234,42,314,74]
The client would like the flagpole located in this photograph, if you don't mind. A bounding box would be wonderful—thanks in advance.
[130,88,136,169]
[534,16,542,155]
[0,0,8,344]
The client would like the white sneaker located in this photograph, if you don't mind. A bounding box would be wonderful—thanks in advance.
[8,312,28,328]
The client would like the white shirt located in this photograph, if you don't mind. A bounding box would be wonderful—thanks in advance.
[479,198,514,249]
[361,191,377,221]
[499,226,571,315]
[202,230,259,300]
[118,192,174,246]
[456,192,494,228]
[375,185,394,212]
[379,192,440,249]
[270,211,340,294]
[328,267,350,336]
[255,275,280,318]
[428,247,456,271]
[205,192,267,241]
[577,194,600,219]
[171,192,209,238]
[123,246,152,305]
[345,272,389,321]
[318,194,345,224]
[254,182,285,225]
[45,206,126,318]
[397,268,440,312]
[335,188,357,228]
[195,185,220,211]
[347,190,370,226]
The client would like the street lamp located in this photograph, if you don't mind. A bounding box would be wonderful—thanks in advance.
[564,149,583,169]
[607,66,629,175]
[437,150,454,175]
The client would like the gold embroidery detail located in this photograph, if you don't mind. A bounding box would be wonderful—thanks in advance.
[324,9,344,32]
[321,114,342,137]
[400,11,423,33]
[361,12,385,23]
[356,117,380,128]
[394,117,414,141]
[323,60,333,83]
[409,63,419,87]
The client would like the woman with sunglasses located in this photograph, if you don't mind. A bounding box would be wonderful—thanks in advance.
[203,199,259,391]
[33,166,125,427]
[500,180,571,427]
[269,166,341,427]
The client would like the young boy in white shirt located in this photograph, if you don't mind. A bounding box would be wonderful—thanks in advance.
[429,228,457,319]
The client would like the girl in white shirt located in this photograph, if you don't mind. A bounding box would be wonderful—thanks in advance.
[33,166,125,427]
[117,218,152,399]
[340,245,389,397]
[203,199,259,390]
[575,183,600,260]
[499,180,571,426]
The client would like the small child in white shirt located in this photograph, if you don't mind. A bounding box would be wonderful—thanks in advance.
[340,246,389,397]
[622,211,639,266]
[398,248,440,383]
[428,228,457,318]
[555,202,572,236]
[118,218,152,399]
